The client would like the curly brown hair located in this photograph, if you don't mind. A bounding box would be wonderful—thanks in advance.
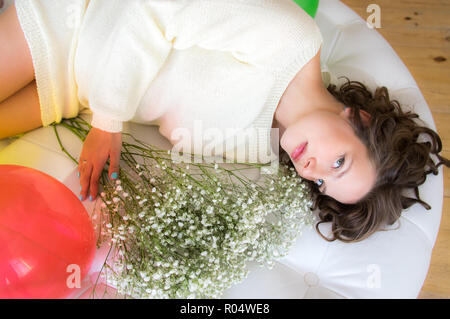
[279,77,450,243]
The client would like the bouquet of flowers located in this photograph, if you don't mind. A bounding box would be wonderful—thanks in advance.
[53,115,316,299]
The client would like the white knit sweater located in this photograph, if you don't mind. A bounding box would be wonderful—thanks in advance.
[15,0,323,163]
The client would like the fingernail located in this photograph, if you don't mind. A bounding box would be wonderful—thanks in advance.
[89,195,93,201]
[111,172,118,179]
[79,194,83,201]
[77,172,80,178]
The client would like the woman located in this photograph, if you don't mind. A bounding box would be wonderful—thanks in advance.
[278,78,450,242]
[1,0,448,242]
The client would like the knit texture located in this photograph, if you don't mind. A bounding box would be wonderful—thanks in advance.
[15,0,88,127]
[16,0,323,163]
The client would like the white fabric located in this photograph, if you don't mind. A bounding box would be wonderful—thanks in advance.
[13,0,87,128]
[14,0,323,163]
[0,0,443,298]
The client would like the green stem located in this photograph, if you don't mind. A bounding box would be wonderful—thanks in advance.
[52,124,78,165]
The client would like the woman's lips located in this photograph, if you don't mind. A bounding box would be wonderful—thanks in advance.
[290,142,307,162]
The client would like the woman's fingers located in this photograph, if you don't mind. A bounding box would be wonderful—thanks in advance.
[89,166,103,201]
[109,149,120,182]
[78,159,93,201]
[77,128,122,201]
[79,153,109,201]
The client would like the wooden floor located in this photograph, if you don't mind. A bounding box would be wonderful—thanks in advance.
[340,0,450,299]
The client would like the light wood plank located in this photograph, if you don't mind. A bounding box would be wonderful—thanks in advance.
[392,46,450,69]
[418,290,450,299]
[341,0,450,299]
[405,67,449,103]
[344,6,450,30]
[341,0,450,11]
[441,150,450,197]
[433,113,450,153]
[380,28,450,49]
[420,197,450,297]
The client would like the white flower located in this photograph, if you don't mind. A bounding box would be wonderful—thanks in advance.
[153,273,161,280]
[96,157,313,299]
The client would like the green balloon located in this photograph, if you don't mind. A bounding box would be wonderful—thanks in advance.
[292,0,319,18]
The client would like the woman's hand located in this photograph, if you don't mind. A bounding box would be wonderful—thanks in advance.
[78,127,122,201]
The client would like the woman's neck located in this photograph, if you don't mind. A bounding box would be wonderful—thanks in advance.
[272,79,345,139]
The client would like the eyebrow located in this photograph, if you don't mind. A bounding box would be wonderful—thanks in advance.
[322,157,353,195]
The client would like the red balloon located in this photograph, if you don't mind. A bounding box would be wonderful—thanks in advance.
[0,165,96,299]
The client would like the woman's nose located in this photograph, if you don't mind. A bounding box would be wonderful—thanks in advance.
[300,157,318,179]
[300,157,324,180]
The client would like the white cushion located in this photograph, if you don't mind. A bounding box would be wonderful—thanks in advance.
[0,0,442,299]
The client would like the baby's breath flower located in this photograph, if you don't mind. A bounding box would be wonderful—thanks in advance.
[89,129,314,299]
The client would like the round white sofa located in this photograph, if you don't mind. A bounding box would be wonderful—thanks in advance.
[0,0,443,298]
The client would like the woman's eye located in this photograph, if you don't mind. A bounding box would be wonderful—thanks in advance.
[315,179,324,188]
[333,156,345,169]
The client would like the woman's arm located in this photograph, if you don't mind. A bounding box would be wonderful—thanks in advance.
[76,0,175,199]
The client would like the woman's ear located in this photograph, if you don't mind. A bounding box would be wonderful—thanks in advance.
[341,106,371,127]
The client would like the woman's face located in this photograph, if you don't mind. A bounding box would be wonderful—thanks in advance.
[280,108,377,204]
